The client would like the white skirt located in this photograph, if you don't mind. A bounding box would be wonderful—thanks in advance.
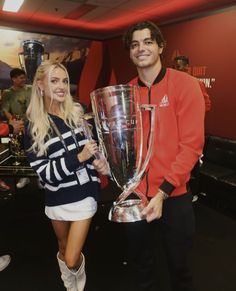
[45,197,97,221]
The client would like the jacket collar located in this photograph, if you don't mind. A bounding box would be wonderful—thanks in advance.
[137,67,166,87]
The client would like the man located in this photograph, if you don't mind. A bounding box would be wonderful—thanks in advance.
[122,21,205,291]
[2,68,32,189]
[2,68,31,120]
[173,55,211,111]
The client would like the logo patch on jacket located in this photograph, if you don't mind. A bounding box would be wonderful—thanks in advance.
[159,95,169,107]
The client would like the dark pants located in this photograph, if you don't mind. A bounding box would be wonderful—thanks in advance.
[123,192,195,291]
[189,161,201,196]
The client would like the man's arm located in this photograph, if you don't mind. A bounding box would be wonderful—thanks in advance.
[143,76,205,222]
[161,76,205,193]
[3,111,12,121]
[9,119,24,134]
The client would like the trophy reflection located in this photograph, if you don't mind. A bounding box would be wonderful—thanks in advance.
[90,85,156,222]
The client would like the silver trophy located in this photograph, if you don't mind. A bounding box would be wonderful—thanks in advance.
[19,40,49,83]
[90,84,156,222]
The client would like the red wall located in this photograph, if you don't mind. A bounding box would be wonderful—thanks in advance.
[162,7,236,139]
[104,38,137,84]
[78,38,136,108]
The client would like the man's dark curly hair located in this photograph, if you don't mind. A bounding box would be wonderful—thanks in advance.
[123,21,166,51]
[10,68,26,79]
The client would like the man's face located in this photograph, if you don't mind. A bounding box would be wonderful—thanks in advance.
[12,74,27,88]
[129,28,163,69]
[173,60,189,73]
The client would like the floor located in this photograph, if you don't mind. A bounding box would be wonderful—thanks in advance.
[0,178,236,291]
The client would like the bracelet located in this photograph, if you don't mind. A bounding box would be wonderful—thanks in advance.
[158,189,169,200]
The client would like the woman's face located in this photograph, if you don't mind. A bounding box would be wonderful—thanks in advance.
[41,66,69,107]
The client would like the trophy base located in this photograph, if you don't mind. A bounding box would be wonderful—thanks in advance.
[108,198,148,223]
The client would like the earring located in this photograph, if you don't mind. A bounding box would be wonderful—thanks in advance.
[40,89,44,97]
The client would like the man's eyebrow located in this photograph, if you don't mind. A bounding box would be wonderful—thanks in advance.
[131,37,153,43]
[143,37,153,41]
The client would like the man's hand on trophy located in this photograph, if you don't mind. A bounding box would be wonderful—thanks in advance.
[92,159,110,175]
[142,190,166,222]
[77,140,98,163]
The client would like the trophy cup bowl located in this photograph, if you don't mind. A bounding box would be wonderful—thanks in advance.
[18,40,49,83]
[90,84,156,223]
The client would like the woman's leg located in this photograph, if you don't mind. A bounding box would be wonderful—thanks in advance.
[51,220,70,261]
[65,218,92,268]
[51,220,76,291]
[65,218,92,291]
[52,218,92,291]
[51,218,92,267]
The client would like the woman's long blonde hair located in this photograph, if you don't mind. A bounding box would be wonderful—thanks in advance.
[26,61,84,156]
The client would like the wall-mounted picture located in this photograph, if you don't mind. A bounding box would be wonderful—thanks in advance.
[0,27,91,91]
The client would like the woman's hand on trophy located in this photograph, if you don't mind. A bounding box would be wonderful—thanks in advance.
[92,158,110,175]
[77,140,98,163]
[142,190,166,222]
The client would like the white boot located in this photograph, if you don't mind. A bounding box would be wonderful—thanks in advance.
[75,253,86,291]
[0,255,11,271]
[57,253,77,291]
[16,177,30,189]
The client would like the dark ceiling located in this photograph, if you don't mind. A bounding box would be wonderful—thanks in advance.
[0,0,235,39]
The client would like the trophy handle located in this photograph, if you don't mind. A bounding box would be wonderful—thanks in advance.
[115,104,156,204]
[136,104,156,181]
[114,187,148,204]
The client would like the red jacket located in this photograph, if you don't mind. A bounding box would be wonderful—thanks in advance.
[198,80,211,112]
[130,68,205,197]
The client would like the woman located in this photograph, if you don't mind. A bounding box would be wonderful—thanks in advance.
[25,61,108,291]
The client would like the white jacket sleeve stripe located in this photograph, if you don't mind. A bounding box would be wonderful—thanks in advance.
[61,158,71,175]
[53,160,63,181]
[46,162,53,183]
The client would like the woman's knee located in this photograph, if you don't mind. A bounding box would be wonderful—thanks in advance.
[64,253,81,269]
[58,240,67,258]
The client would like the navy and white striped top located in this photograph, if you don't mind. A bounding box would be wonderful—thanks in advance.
[25,114,100,207]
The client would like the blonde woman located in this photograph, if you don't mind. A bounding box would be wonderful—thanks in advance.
[25,61,108,291]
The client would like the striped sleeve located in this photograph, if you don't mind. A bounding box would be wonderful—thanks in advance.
[24,131,82,185]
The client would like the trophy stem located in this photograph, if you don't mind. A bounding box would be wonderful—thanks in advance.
[108,187,149,222]
[115,185,136,204]
[109,192,149,223]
